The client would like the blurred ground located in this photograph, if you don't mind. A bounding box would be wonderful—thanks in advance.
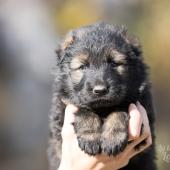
[0,0,170,170]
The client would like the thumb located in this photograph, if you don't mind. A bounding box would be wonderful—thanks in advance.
[61,104,78,138]
[128,103,142,140]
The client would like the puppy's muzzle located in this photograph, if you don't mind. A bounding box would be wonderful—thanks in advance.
[93,85,109,96]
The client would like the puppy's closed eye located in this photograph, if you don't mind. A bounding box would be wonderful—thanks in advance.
[70,54,89,84]
[70,54,89,70]
[107,57,124,67]
[74,63,89,70]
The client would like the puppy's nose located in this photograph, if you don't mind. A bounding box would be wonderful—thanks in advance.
[93,85,108,95]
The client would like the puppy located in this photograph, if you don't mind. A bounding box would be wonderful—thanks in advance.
[48,23,156,170]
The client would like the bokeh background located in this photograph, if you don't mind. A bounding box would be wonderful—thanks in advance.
[0,0,170,170]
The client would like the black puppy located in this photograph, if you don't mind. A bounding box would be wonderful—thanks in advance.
[48,23,156,170]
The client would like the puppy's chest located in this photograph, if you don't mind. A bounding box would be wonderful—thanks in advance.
[92,105,128,118]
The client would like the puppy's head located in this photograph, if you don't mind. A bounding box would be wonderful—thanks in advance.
[56,23,147,108]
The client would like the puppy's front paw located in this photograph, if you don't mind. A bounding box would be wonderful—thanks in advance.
[101,112,129,156]
[101,130,128,156]
[74,109,102,155]
[77,134,101,155]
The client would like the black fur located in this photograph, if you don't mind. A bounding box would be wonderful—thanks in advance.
[48,23,156,170]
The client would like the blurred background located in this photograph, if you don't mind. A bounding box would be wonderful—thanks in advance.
[0,0,170,169]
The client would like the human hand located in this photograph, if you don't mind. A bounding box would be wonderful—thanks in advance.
[58,102,152,170]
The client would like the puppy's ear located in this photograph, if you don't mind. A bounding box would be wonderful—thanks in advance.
[62,31,76,50]
[55,31,76,64]
[120,26,142,57]
[126,34,141,57]
[62,27,87,49]
[56,28,86,58]
[55,43,66,67]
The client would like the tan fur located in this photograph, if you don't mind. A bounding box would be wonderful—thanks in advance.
[70,54,88,69]
[78,133,101,141]
[62,36,74,50]
[70,54,88,83]
[102,112,127,141]
[70,70,83,84]
[76,111,102,141]
[111,50,126,64]
[117,65,125,75]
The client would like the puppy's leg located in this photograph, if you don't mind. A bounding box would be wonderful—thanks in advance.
[74,109,102,155]
[101,112,129,156]
[48,94,65,170]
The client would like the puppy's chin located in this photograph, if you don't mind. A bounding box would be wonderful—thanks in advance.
[63,96,122,109]
[84,98,119,109]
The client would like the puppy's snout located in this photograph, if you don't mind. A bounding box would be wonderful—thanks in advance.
[93,85,108,95]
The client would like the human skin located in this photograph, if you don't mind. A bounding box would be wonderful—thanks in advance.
[58,102,152,170]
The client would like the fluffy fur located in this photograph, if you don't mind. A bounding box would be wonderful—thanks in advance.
[48,23,156,170]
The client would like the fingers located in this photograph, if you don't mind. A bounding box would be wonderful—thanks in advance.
[128,129,149,150]
[127,102,152,158]
[61,104,78,138]
[62,101,152,161]
[129,133,152,159]
[128,103,143,141]
[136,102,152,147]
[63,104,78,125]
[130,141,151,159]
